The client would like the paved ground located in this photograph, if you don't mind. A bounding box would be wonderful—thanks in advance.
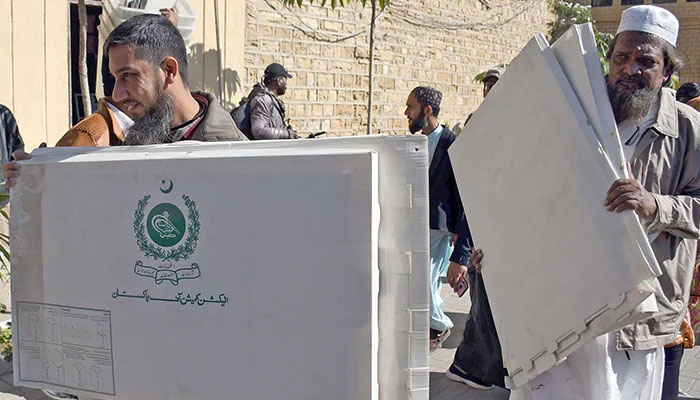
[430,282,700,400]
[1,283,700,399]
[0,360,49,400]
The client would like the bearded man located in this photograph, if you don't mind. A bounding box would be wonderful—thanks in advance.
[404,86,472,351]
[247,63,299,140]
[105,14,246,145]
[506,5,700,400]
[4,14,246,187]
[64,13,246,146]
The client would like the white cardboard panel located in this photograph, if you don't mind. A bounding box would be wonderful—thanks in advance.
[550,24,661,320]
[450,35,660,387]
[12,136,431,399]
[551,23,627,178]
[12,149,378,399]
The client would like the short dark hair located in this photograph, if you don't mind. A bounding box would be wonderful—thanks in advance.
[676,82,700,104]
[606,32,684,82]
[263,75,278,86]
[104,14,189,84]
[429,104,440,118]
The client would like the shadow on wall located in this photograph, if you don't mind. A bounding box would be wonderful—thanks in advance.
[188,43,242,110]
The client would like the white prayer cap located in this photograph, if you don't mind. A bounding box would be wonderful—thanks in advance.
[616,5,679,47]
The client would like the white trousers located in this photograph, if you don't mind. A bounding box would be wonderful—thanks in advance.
[510,332,664,400]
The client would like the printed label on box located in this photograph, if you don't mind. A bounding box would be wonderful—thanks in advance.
[16,302,115,396]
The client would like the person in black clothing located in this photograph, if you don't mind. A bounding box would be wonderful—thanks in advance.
[0,105,24,205]
[0,105,24,166]
[676,82,700,105]
[445,249,507,390]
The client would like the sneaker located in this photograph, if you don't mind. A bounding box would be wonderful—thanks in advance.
[42,390,80,399]
[445,363,494,390]
[429,328,451,352]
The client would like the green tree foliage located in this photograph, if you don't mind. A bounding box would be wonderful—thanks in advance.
[595,31,614,76]
[549,1,592,43]
[549,1,613,75]
[473,1,613,83]
[0,322,11,361]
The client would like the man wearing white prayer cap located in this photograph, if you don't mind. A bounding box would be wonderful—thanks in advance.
[509,5,700,400]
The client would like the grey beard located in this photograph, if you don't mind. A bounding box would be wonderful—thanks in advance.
[124,93,175,145]
[607,81,658,124]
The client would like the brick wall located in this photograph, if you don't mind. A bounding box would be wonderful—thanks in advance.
[244,0,555,136]
[590,1,700,85]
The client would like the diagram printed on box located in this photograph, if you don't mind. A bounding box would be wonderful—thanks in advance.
[16,302,115,396]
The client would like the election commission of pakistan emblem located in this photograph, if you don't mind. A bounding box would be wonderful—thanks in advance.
[132,179,201,285]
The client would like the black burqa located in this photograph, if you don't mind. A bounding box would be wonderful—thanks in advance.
[452,265,508,388]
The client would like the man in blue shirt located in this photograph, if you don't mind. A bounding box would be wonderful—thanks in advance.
[404,86,471,351]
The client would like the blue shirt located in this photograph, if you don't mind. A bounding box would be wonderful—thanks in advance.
[427,124,444,164]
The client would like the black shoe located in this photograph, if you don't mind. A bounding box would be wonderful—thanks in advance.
[445,363,494,390]
[429,328,451,352]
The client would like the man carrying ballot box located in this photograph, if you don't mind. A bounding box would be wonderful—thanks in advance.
[490,5,700,400]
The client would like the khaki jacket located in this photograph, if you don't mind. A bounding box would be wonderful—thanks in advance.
[188,92,247,142]
[617,88,700,351]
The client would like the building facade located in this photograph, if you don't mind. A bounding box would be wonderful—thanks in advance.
[244,0,554,136]
[1,0,554,149]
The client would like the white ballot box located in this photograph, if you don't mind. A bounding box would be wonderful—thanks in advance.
[11,136,430,400]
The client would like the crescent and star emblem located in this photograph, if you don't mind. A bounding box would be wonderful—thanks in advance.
[160,179,173,194]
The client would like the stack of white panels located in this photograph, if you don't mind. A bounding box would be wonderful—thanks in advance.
[98,0,197,47]
[449,24,662,388]
[11,136,431,399]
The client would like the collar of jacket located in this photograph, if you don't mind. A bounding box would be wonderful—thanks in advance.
[191,91,239,137]
[102,98,126,143]
[649,87,679,139]
[249,83,285,112]
[249,83,267,98]
[250,83,277,100]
